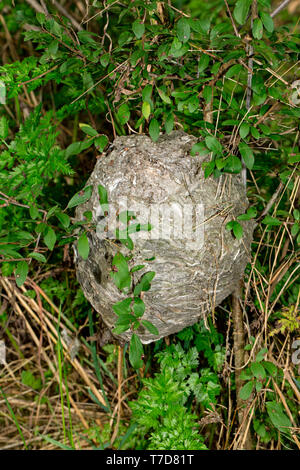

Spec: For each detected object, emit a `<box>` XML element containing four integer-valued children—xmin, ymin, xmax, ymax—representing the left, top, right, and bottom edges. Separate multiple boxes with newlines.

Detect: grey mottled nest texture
<box><xmin>75</xmin><ymin>131</ymin><xmax>254</xmax><ymax>344</ymax></box>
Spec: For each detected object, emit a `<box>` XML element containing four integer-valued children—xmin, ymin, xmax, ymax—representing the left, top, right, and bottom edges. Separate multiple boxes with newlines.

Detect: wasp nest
<box><xmin>75</xmin><ymin>131</ymin><xmax>253</xmax><ymax>344</ymax></box>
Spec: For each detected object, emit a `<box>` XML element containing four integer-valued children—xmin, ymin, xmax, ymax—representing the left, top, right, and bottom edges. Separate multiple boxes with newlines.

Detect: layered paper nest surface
<box><xmin>75</xmin><ymin>132</ymin><xmax>254</xmax><ymax>344</ymax></box>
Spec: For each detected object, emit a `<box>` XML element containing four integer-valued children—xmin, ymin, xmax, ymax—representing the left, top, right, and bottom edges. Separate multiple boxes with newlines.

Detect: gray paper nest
<box><xmin>74</xmin><ymin>131</ymin><xmax>253</xmax><ymax>344</ymax></box>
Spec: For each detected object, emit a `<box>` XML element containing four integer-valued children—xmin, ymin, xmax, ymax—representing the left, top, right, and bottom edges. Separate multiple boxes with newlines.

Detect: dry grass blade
<box><xmin>0</xmin><ymin>275</ymin><xmax>123</xmax><ymax>449</ymax></box>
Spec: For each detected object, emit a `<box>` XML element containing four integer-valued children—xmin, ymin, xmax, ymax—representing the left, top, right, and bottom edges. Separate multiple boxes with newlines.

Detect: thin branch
<box><xmin>25</xmin><ymin>0</ymin><xmax>46</xmax><ymax>15</ymax></box>
<box><xmin>83</xmin><ymin>0</ymin><xmax>122</xmax><ymax>24</ymax></box>
<box><xmin>231</xmin><ymin>282</ymin><xmax>253</xmax><ymax>449</ymax></box>
<box><xmin>224</xmin><ymin>0</ymin><xmax>241</xmax><ymax>38</ymax></box>
<box><xmin>71</xmin><ymin>59</ymin><xmax>129</xmax><ymax>104</ymax></box>
<box><xmin>271</xmin><ymin>0</ymin><xmax>292</xmax><ymax>18</ymax></box>
<box><xmin>256</xmin><ymin>182</ymin><xmax>284</xmax><ymax>225</ymax></box>
<box><xmin>52</xmin><ymin>0</ymin><xmax>83</xmax><ymax>31</ymax></box>
<box><xmin>17</xmin><ymin>65</ymin><xmax>59</xmax><ymax>87</ymax></box>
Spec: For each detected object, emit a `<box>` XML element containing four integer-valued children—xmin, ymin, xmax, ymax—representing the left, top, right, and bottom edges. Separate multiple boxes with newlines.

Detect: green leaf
<box><xmin>110</xmin><ymin>252</ymin><xmax>131</xmax><ymax>291</ymax></box>
<box><xmin>83</xmin><ymin>212</ymin><xmax>93</xmax><ymax>225</ymax></box>
<box><xmin>67</xmin><ymin>186</ymin><xmax>93</xmax><ymax>209</ymax></box>
<box><xmin>169</xmin><ymin>44</ymin><xmax>189</xmax><ymax>58</ymax></box>
<box><xmin>233</xmin><ymin>0</ymin><xmax>252</xmax><ymax>25</ymax></box>
<box><xmin>288</xmin><ymin>154</ymin><xmax>300</xmax><ymax>164</ymax></box>
<box><xmin>233</xmin><ymin>221</ymin><xmax>243</xmax><ymax>240</ymax></box>
<box><xmin>142</xmin><ymin>85</ymin><xmax>152</xmax><ymax>102</ymax></box>
<box><xmin>141</xmin><ymin>320</ymin><xmax>159</xmax><ymax>335</ymax></box>
<box><xmin>113</xmin><ymin>324</ymin><xmax>131</xmax><ymax>335</ymax></box>
<box><xmin>0</xmin><ymin>246</ymin><xmax>21</xmax><ymax>258</ymax></box>
<box><xmin>157</xmin><ymin>88</ymin><xmax>171</xmax><ymax>105</ymax></box>
<box><xmin>46</xmin><ymin>205</ymin><xmax>59</xmax><ymax>221</ymax></box>
<box><xmin>36</xmin><ymin>12</ymin><xmax>46</xmax><ymax>25</ymax></box>
<box><xmin>176</xmin><ymin>17</ymin><xmax>190</xmax><ymax>43</ymax></box>
<box><xmin>226</xmin><ymin>220</ymin><xmax>243</xmax><ymax>239</ymax></box>
<box><xmin>203</xmin><ymin>86</ymin><xmax>212</xmax><ymax>104</ymax></box>
<box><xmin>44</xmin><ymin>227</ymin><xmax>56</xmax><ymax>251</ymax></box>
<box><xmin>35</xmin><ymin>223</ymin><xmax>47</xmax><ymax>234</ymax></box>
<box><xmin>191</xmin><ymin>142</ymin><xmax>209</xmax><ymax>157</ymax></box>
<box><xmin>205</xmin><ymin>135</ymin><xmax>222</xmax><ymax>155</ymax></box>
<box><xmin>113</xmin><ymin>298</ymin><xmax>133</xmax><ymax>316</ymax></box>
<box><xmin>119</xmin><ymin>237</ymin><xmax>134</xmax><ymax>250</ymax></box>
<box><xmin>100</xmin><ymin>53</ymin><xmax>110</xmax><ymax>67</ymax></box>
<box><xmin>29</xmin><ymin>205</ymin><xmax>40</xmax><ymax>220</ymax></box>
<box><xmin>259</xmin><ymin>123</ymin><xmax>271</xmax><ymax>136</ymax></box>
<box><xmin>266</xmin><ymin>401</ymin><xmax>292</xmax><ymax>433</ymax></box>
<box><xmin>0</xmin><ymin>116</ymin><xmax>8</xmax><ymax>139</ymax></box>
<box><xmin>98</xmin><ymin>184</ymin><xmax>109</xmax><ymax>214</ymax></box>
<box><xmin>49</xmin><ymin>19</ymin><xmax>63</xmax><ymax>37</ymax></box>
<box><xmin>77</xmin><ymin>232</ymin><xmax>89</xmax><ymax>260</ymax></box>
<box><xmin>252</xmin><ymin>17</ymin><xmax>263</xmax><ymax>39</ymax></box>
<box><xmin>203</xmin><ymin>160</ymin><xmax>215</xmax><ymax>178</ymax></box>
<box><xmin>165</xmin><ymin>112</ymin><xmax>174</xmax><ymax>134</ymax></box>
<box><xmin>250</xmin><ymin>362</ymin><xmax>266</xmax><ymax>379</ymax></box>
<box><xmin>95</xmin><ymin>135</ymin><xmax>108</xmax><ymax>152</ymax></box>
<box><xmin>258</xmin><ymin>0</ymin><xmax>271</xmax><ymax>7</ymax></box>
<box><xmin>240</xmin><ymin>381</ymin><xmax>254</xmax><ymax>400</ymax></box>
<box><xmin>239</xmin><ymin>123</ymin><xmax>250</xmax><ymax>139</ymax></box>
<box><xmin>133</xmin><ymin>297</ymin><xmax>145</xmax><ymax>317</ymax></box>
<box><xmin>130</xmin><ymin>265</ymin><xmax>145</xmax><ymax>273</ymax></box>
<box><xmin>225</xmin><ymin>64</ymin><xmax>243</xmax><ymax>78</ymax></box>
<box><xmin>15</xmin><ymin>261</ymin><xmax>29</xmax><ymax>287</ymax></box>
<box><xmin>134</xmin><ymin>271</ymin><xmax>155</xmax><ymax>296</ymax></box>
<box><xmin>142</xmin><ymin>101</ymin><xmax>151</xmax><ymax>119</ymax></box>
<box><xmin>48</xmin><ymin>40</ymin><xmax>58</xmax><ymax>57</ymax></box>
<box><xmin>250</xmin><ymin>127</ymin><xmax>260</xmax><ymax>140</ymax></box>
<box><xmin>1</xmin><ymin>262</ymin><xmax>14</xmax><ymax>276</ymax></box>
<box><xmin>118</xmin><ymin>31</ymin><xmax>132</xmax><ymax>47</ymax></box>
<box><xmin>256</xmin><ymin>347</ymin><xmax>268</xmax><ymax>362</ymax></box>
<box><xmin>129</xmin><ymin>333</ymin><xmax>144</xmax><ymax>370</ymax></box>
<box><xmin>294</xmin><ymin>209</ymin><xmax>300</xmax><ymax>221</ymax></box>
<box><xmin>65</xmin><ymin>142</ymin><xmax>82</xmax><ymax>158</ymax></box>
<box><xmin>215</xmin><ymin>158</ymin><xmax>226</xmax><ymax>170</ymax></box>
<box><xmin>14</xmin><ymin>231</ymin><xmax>34</xmax><ymax>242</ymax></box>
<box><xmin>239</xmin><ymin>380</ymin><xmax>254</xmax><ymax>400</ymax></box>
<box><xmin>237</xmin><ymin>206</ymin><xmax>257</xmax><ymax>221</ymax></box>
<box><xmin>56</xmin><ymin>212</ymin><xmax>70</xmax><ymax>228</ymax></box>
<box><xmin>115</xmin><ymin>314</ymin><xmax>136</xmax><ymax>326</ymax></box>
<box><xmin>239</xmin><ymin>142</ymin><xmax>254</xmax><ymax>169</ymax></box>
<box><xmin>132</xmin><ymin>20</ymin><xmax>145</xmax><ymax>39</ymax></box>
<box><xmin>262</xmin><ymin>361</ymin><xmax>277</xmax><ymax>377</ymax></box>
<box><xmin>226</xmin><ymin>221</ymin><xmax>234</xmax><ymax>231</ymax></box>
<box><xmin>79</xmin><ymin>123</ymin><xmax>98</xmax><ymax>137</ymax></box>
<box><xmin>246</xmin><ymin>207</ymin><xmax>257</xmax><ymax>218</ymax></box>
<box><xmin>21</xmin><ymin>370</ymin><xmax>41</xmax><ymax>390</ymax></box>
<box><xmin>291</xmin><ymin>223</ymin><xmax>299</xmax><ymax>237</ymax></box>
<box><xmin>117</xmin><ymin>103</ymin><xmax>130</xmax><ymax>125</ymax></box>
<box><xmin>240</xmin><ymin>368</ymin><xmax>253</xmax><ymax>380</ymax></box>
<box><xmin>224</xmin><ymin>155</ymin><xmax>242</xmax><ymax>173</ymax></box>
<box><xmin>189</xmin><ymin>18</ymin><xmax>211</xmax><ymax>34</ymax></box>
<box><xmin>260</xmin><ymin>12</ymin><xmax>274</xmax><ymax>33</ymax></box>
<box><xmin>198</xmin><ymin>54</ymin><xmax>210</xmax><ymax>73</ymax></box>
<box><xmin>149</xmin><ymin>118</ymin><xmax>160</xmax><ymax>142</ymax></box>
<box><xmin>262</xmin><ymin>215</ymin><xmax>281</xmax><ymax>226</ymax></box>
<box><xmin>28</xmin><ymin>252</ymin><xmax>47</xmax><ymax>263</ymax></box>
<box><xmin>169</xmin><ymin>42</ymin><xmax>189</xmax><ymax>58</ymax></box>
